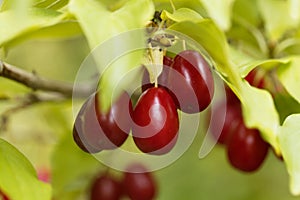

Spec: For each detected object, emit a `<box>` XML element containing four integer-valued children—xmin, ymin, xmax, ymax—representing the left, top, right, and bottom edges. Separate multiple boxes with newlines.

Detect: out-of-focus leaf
<box><xmin>0</xmin><ymin>8</ymin><xmax>68</xmax><ymax>48</ymax></box>
<box><xmin>0</xmin><ymin>139</ymin><xmax>51</xmax><ymax>200</ymax></box>
<box><xmin>258</xmin><ymin>0</ymin><xmax>299</xmax><ymax>41</ymax></box>
<box><xmin>277</xmin><ymin>56</ymin><xmax>300</xmax><ymax>103</ymax></box>
<box><xmin>201</xmin><ymin>0</ymin><xmax>235</xmax><ymax>30</ymax></box>
<box><xmin>239</xmin><ymin>82</ymin><xmax>280</xmax><ymax>153</ymax></box>
<box><xmin>51</xmin><ymin>132</ymin><xmax>100</xmax><ymax>200</ymax></box>
<box><xmin>238</xmin><ymin>57</ymin><xmax>290</xmax><ymax>77</ymax></box>
<box><xmin>34</xmin><ymin>0</ymin><xmax>69</xmax><ymax>10</ymax></box>
<box><xmin>68</xmin><ymin>0</ymin><xmax>154</xmax><ymax>49</ymax></box>
<box><xmin>153</xmin><ymin>0</ymin><xmax>206</xmax><ymax>15</ymax></box>
<box><xmin>288</xmin><ymin>0</ymin><xmax>300</xmax><ymax>26</ymax></box>
<box><xmin>69</xmin><ymin>0</ymin><xmax>154</xmax><ymax>111</ymax></box>
<box><xmin>5</xmin><ymin>21</ymin><xmax>83</xmax><ymax>48</ymax></box>
<box><xmin>232</xmin><ymin>0</ymin><xmax>261</xmax><ymax>27</ymax></box>
<box><xmin>279</xmin><ymin>114</ymin><xmax>300</xmax><ymax>195</ymax></box>
<box><xmin>161</xmin><ymin>8</ymin><xmax>203</xmax><ymax>22</ymax></box>
<box><xmin>274</xmin><ymin>93</ymin><xmax>300</xmax><ymax>124</ymax></box>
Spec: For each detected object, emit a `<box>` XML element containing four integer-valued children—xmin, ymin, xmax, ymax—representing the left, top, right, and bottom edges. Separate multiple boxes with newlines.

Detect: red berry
<box><xmin>225</xmin><ymin>86</ymin><xmax>240</xmax><ymax>105</ymax></box>
<box><xmin>245</xmin><ymin>68</ymin><xmax>265</xmax><ymax>89</ymax></box>
<box><xmin>90</xmin><ymin>174</ymin><xmax>122</xmax><ymax>200</ymax></box>
<box><xmin>0</xmin><ymin>190</ymin><xmax>9</xmax><ymax>200</ymax></box>
<box><xmin>37</xmin><ymin>167</ymin><xmax>51</xmax><ymax>183</ymax></box>
<box><xmin>73</xmin><ymin>92</ymin><xmax>133</xmax><ymax>153</ymax></box>
<box><xmin>209</xmin><ymin>101</ymin><xmax>242</xmax><ymax>144</ymax></box>
<box><xmin>227</xmin><ymin>123</ymin><xmax>269</xmax><ymax>172</ymax></box>
<box><xmin>132</xmin><ymin>87</ymin><xmax>179</xmax><ymax>155</ymax></box>
<box><xmin>142</xmin><ymin>56</ymin><xmax>173</xmax><ymax>92</ymax></box>
<box><xmin>167</xmin><ymin>50</ymin><xmax>214</xmax><ymax>113</ymax></box>
<box><xmin>122</xmin><ymin>164</ymin><xmax>157</xmax><ymax>200</ymax></box>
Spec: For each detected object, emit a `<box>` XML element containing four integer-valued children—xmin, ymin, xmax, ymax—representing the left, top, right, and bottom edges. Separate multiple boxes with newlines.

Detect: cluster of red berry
<box><xmin>209</xmin><ymin>69</ymin><xmax>270</xmax><ymax>172</ymax></box>
<box><xmin>90</xmin><ymin>164</ymin><xmax>157</xmax><ymax>200</ymax></box>
<box><xmin>73</xmin><ymin>49</ymin><xmax>214</xmax><ymax>155</ymax></box>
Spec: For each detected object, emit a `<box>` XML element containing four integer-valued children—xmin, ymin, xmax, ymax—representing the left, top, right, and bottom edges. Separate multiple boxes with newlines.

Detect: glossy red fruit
<box><xmin>90</xmin><ymin>174</ymin><xmax>122</xmax><ymax>200</ymax></box>
<box><xmin>209</xmin><ymin>101</ymin><xmax>242</xmax><ymax>144</ymax></box>
<box><xmin>168</xmin><ymin>50</ymin><xmax>214</xmax><ymax>113</ymax></box>
<box><xmin>142</xmin><ymin>56</ymin><xmax>173</xmax><ymax>92</ymax></box>
<box><xmin>122</xmin><ymin>164</ymin><xmax>157</xmax><ymax>200</ymax></box>
<box><xmin>132</xmin><ymin>87</ymin><xmax>179</xmax><ymax>155</ymax></box>
<box><xmin>73</xmin><ymin>92</ymin><xmax>133</xmax><ymax>153</ymax></box>
<box><xmin>227</xmin><ymin>123</ymin><xmax>269</xmax><ymax>172</ymax></box>
<box><xmin>225</xmin><ymin>86</ymin><xmax>240</xmax><ymax>105</ymax></box>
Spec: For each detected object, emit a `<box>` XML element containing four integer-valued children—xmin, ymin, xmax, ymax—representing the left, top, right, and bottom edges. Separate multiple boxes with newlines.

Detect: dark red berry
<box><xmin>90</xmin><ymin>174</ymin><xmax>122</xmax><ymax>200</ymax></box>
<box><xmin>142</xmin><ymin>56</ymin><xmax>173</xmax><ymax>92</ymax></box>
<box><xmin>209</xmin><ymin>101</ymin><xmax>242</xmax><ymax>144</ymax></box>
<box><xmin>73</xmin><ymin>92</ymin><xmax>133</xmax><ymax>153</ymax></box>
<box><xmin>167</xmin><ymin>50</ymin><xmax>214</xmax><ymax>113</ymax></box>
<box><xmin>95</xmin><ymin>92</ymin><xmax>133</xmax><ymax>148</ymax></box>
<box><xmin>225</xmin><ymin>86</ymin><xmax>240</xmax><ymax>105</ymax></box>
<box><xmin>227</xmin><ymin>123</ymin><xmax>269</xmax><ymax>172</ymax></box>
<box><xmin>245</xmin><ymin>68</ymin><xmax>265</xmax><ymax>89</ymax></box>
<box><xmin>122</xmin><ymin>164</ymin><xmax>157</xmax><ymax>200</ymax></box>
<box><xmin>132</xmin><ymin>87</ymin><xmax>179</xmax><ymax>155</ymax></box>
<box><xmin>0</xmin><ymin>190</ymin><xmax>9</xmax><ymax>200</ymax></box>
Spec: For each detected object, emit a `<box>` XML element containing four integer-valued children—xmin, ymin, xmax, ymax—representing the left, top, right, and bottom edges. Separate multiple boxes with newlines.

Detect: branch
<box><xmin>0</xmin><ymin>61</ymin><xmax>92</xmax><ymax>97</ymax></box>
<box><xmin>0</xmin><ymin>92</ymin><xmax>67</xmax><ymax>132</ymax></box>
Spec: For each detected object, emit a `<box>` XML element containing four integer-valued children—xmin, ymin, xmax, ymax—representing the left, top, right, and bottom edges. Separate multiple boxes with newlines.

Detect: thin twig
<box><xmin>0</xmin><ymin>61</ymin><xmax>92</xmax><ymax>97</ymax></box>
<box><xmin>0</xmin><ymin>92</ymin><xmax>67</xmax><ymax>132</ymax></box>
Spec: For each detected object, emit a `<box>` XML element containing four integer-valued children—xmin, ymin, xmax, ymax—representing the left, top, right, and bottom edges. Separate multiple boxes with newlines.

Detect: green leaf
<box><xmin>0</xmin><ymin>0</ymin><xmax>34</xmax><ymax>11</ymax></box>
<box><xmin>161</xmin><ymin>8</ymin><xmax>203</xmax><ymax>22</ymax></box>
<box><xmin>258</xmin><ymin>0</ymin><xmax>299</xmax><ymax>41</ymax></box>
<box><xmin>200</xmin><ymin>0</ymin><xmax>235</xmax><ymax>30</ymax></box>
<box><xmin>238</xmin><ymin>57</ymin><xmax>290</xmax><ymax>77</ymax></box>
<box><xmin>274</xmin><ymin>93</ymin><xmax>300</xmax><ymax>124</ymax></box>
<box><xmin>0</xmin><ymin>8</ymin><xmax>68</xmax><ymax>48</ymax></box>
<box><xmin>239</xmin><ymin>82</ymin><xmax>280</xmax><ymax>153</ymax></box>
<box><xmin>68</xmin><ymin>0</ymin><xmax>154</xmax><ymax>49</ymax></box>
<box><xmin>0</xmin><ymin>139</ymin><xmax>51</xmax><ymax>200</ymax></box>
<box><xmin>7</xmin><ymin>21</ymin><xmax>82</xmax><ymax>48</ymax></box>
<box><xmin>51</xmin><ymin>132</ymin><xmax>100</xmax><ymax>200</ymax></box>
<box><xmin>279</xmin><ymin>114</ymin><xmax>300</xmax><ymax>195</ymax></box>
<box><xmin>153</xmin><ymin>0</ymin><xmax>206</xmax><ymax>15</ymax></box>
<box><xmin>277</xmin><ymin>56</ymin><xmax>300</xmax><ymax>104</ymax></box>
<box><xmin>232</xmin><ymin>0</ymin><xmax>261</xmax><ymax>27</ymax></box>
<box><xmin>69</xmin><ymin>0</ymin><xmax>154</xmax><ymax>111</ymax></box>
<box><xmin>34</xmin><ymin>0</ymin><xmax>69</xmax><ymax>10</ymax></box>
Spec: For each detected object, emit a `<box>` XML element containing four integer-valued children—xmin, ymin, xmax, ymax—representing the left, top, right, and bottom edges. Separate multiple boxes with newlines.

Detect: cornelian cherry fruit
<box><xmin>168</xmin><ymin>50</ymin><xmax>214</xmax><ymax>113</ymax></box>
<box><xmin>132</xmin><ymin>87</ymin><xmax>179</xmax><ymax>155</ymax></box>
<box><xmin>73</xmin><ymin>92</ymin><xmax>133</xmax><ymax>153</ymax></box>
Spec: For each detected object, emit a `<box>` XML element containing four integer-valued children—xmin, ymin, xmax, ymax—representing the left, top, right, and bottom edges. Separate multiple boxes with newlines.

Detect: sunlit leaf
<box><xmin>201</xmin><ymin>0</ymin><xmax>235</xmax><ymax>30</ymax></box>
<box><xmin>161</xmin><ymin>7</ymin><xmax>203</xmax><ymax>23</ymax></box>
<box><xmin>279</xmin><ymin>114</ymin><xmax>300</xmax><ymax>195</ymax></box>
<box><xmin>232</xmin><ymin>0</ymin><xmax>261</xmax><ymax>27</ymax></box>
<box><xmin>274</xmin><ymin>93</ymin><xmax>300</xmax><ymax>124</ymax></box>
<box><xmin>258</xmin><ymin>0</ymin><xmax>299</xmax><ymax>41</ymax></box>
<box><xmin>69</xmin><ymin>0</ymin><xmax>154</xmax><ymax>111</ymax></box>
<box><xmin>239</xmin><ymin>82</ymin><xmax>280</xmax><ymax>153</ymax></box>
<box><xmin>0</xmin><ymin>8</ymin><xmax>68</xmax><ymax>48</ymax></box>
<box><xmin>0</xmin><ymin>139</ymin><xmax>51</xmax><ymax>200</ymax></box>
<box><xmin>277</xmin><ymin>56</ymin><xmax>300</xmax><ymax>103</ymax></box>
<box><xmin>238</xmin><ymin>57</ymin><xmax>290</xmax><ymax>77</ymax></box>
<box><xmin>51</xmin><ymin>132</ymin><xmax>100</xmax><ymax>200</ymax></box>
